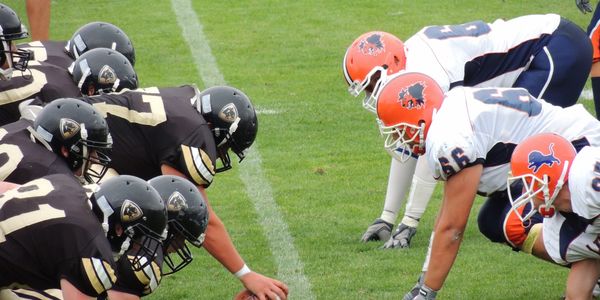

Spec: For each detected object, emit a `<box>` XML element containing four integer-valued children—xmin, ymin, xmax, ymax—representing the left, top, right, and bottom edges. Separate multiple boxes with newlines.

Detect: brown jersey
<box><xmin>0</xmin><ymin>119</ymin><xmax>73</xmax><ymax>184</ymax></box>
<box><xmin>79</xmin><ymin>85</ymin><xmax>217</xmax><ymax>187</ymax></box>
<box><xmin>0</xmin><ymin>174</ymin><xmax>116</xmax><ymax>296</ymax></box>
<box><xmin>102</xmin><ymin>251</ymin><xmax>163</xmax><ymax>297</ymax></box>
<box><xmin>18</xmin><ymin>40</ymin><xmax>74</xmax><ymax>70</ymax></box>
<box><xmin>0</xmin><ymin>60</ymin><xmax>81</xmax><ymax>125</ymax></box>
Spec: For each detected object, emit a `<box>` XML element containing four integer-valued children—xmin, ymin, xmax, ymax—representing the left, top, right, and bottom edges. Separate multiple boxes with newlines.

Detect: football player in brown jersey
<box><xmin>0</xmin><ymin>3</ymin><xmax>33</xmax><ymax>81</ymax></box>
<box><xmin>0</xmin><ymin>97</ymin><xmax>112</xmax><ymax>184</ymax></box>
<box><xmin>0</xmin><ymin>174</ymin><xmax>167</xmax><ymax>300</ymax></box>
<box><xmin>0</xmin><ymin>47</ymin><xmax>137</xmax><ymax>125</ymax></box>
<box><xmin>76</xmin><ymin>85</ymin><xmax>288</xmax><ymax>299</ymax></box>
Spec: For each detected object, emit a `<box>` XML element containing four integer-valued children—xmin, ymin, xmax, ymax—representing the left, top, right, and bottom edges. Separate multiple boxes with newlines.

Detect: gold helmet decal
<box><xmin>121</xmin><ymin>199</ymin><xmax>143</xmax><ymax>222</ymax></box>
<box><xmin>218</xmin><ymin>103</ymin><xmax>238</xmax><ymax>123</ymax></box>
<box><xmin>59</xmin><ymin>118</ymin><xmax>80</xmax><ymax>139</ymax></box>
<box><xmin>98</xmin><ymin>65</ymin><xmax>117</xmax><ymax>85</ymax></box>
<box><xmin>167</xmin><ymin>191</ymin><xmax>188</xmax><ymax>212</ymax></box>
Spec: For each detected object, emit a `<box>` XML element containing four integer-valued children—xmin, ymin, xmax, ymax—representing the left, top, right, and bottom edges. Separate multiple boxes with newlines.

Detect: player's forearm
<box><xmin>424</xmin><ymin>218</ymin><xmax>465</xmax><ymax>290</ymax></box>
<box><xmin>424</xmin><ymin>166</ymin><xmax>481</xmax><ymax>291</ymax></box>
<box><xmin>565</xmin><ymin>259</ymin><xmax>600</xmax><ymax>300</ymax></box>
<box><xmin>203</xmin><ymin>206</ymin><xmax>246</xmax><ymax>274</ymax></box>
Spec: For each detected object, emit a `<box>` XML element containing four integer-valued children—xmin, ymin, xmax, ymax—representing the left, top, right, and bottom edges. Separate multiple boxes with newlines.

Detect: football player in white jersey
<box><xmin>373</xmin><ymin>72</ymin><xmax>600</xmax><ymax>299</ymax></box>
<box><xmin>508</xmin><ymin>133</ymin><xmax>600</xmax><ymax>299</ymax></box>
<box><xmin>343</xmin><ymin>13</ymin><xmax>592</xmax><ymax>249</ymax></box>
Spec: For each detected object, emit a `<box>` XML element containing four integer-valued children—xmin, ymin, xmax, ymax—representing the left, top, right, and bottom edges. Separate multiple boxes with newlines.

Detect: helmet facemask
<box><xmin>0</xmin><ymin>38</ymin><xmax>32</xmax><ymax>80</ymax></box>
<box><xmin>123</xmin><ymin>224</ymin><xmax>166</xmax><ymax>272</ymax></box>
<box><xmin>507</xmin><ymin>161</ymin><xmax>569</xmax><ymax>223</ymax></box>
<box><xmin>162</xmin><ymin>221</ymin><xmax>205</xmax><ymax>275</ymax></box>
<box><xmin>213</xmin><ymin>117</ymin><xmax>244</xmax><ymax>173</ymax></box>
<box><xmin>348</xmin><ymin>66</ymin><xmax>389</xmax><ymax>114</ymax></box>
<box><xmin>378</xmin><ymin>119</ymin><xmax>425</xmax><ymax>162</ymax></box>
<box><xmin>66</xmin><ymin>125</ymin><xmax>112</xmax><ymax>184</ymax></box>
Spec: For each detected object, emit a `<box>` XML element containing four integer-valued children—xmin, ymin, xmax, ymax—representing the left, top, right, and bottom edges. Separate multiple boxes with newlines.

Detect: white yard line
<box><xmin>171</xmin><ymin>1</ymin><xmax>314</xmax><ymax>298</ymax></box>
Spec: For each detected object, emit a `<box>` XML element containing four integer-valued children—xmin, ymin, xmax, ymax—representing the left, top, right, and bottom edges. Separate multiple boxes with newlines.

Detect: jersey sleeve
<box><xmin>426</xmin><ymin>132</ymin><xmax>483</xmax><ymax>181</ymax></box>
<box><xmin>110</xmin><ymin>253</ymin><xmax>162</xmax><ymax>296</ymax></box>
<box><xmin>167</xmin><ymin>127</ymin><xmax>216</xmax><ymax>187</ymax></box>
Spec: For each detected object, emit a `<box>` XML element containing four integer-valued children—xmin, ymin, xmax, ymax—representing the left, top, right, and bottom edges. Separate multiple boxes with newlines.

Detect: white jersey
<box><xmin>543</xmin><ymin>146</ymin><xmax>600</xmax><ymax>265</ymax></box>
<box><xmin>404</xmin><ymin>14</ymin><xmax>561</xmax><ymax>92</ymax></box>
<box><xmin>569</xmin><ymin>146</ymin><xmax>600</xmax><ymax>231</ymax></box>
<box><xmin>425</xmin><ymin>86</ymin><xmax>600</xmax><ymax>195</ymax></box>
<box><xmin>543</xmin><ymin>212</ymin><xmax>600</xmax><ymax>265</ymax></box>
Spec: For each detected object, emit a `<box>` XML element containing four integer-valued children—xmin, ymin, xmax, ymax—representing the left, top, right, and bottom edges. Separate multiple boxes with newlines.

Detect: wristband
<box><xmin>234</xmin><ymin>264</ymin><xmax>251</xmax><ymax>278</ymax></box>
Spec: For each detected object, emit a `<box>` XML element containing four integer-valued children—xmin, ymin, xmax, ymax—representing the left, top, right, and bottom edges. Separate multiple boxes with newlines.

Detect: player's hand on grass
<box><xmin>360</xmin><ymin>218</ymin><xmax>393</xmax><ymax>242</ymax></box>
<box><xmin>382</xmin><ymin>223</ymin><xmax>417</xmax><ymax>249</ymax></box>
<box><xmin>239</xmin><ymin>272</ymin><xmax>288</xmax><ymax>300</ymax></box>
<box><xmin>576</xmin><ymin>0</ymin><xmax>593</xmax><ymax>14</ymax></box>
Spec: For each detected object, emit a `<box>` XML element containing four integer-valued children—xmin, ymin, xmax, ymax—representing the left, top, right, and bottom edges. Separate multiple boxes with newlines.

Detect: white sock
<box><xmin>379</xmin><ymin>157</ymin><xmax>417</xmax><ymax>224</ymax></box>
<box><xmin>422</xmin><ymin>231</ymin><xmax>435</xmax><ymax>272</ymax></box>
<box><xmin>403</xmin><ymin>156</ymin><xmax>437</xmax><ymax>225</ymax></box>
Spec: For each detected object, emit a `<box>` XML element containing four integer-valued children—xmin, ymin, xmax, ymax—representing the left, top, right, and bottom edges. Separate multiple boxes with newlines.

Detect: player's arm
<box><xmin>106</xmin><ymin>290</ymin><xmax>141</xmax><ymax>300</ymax></box>
<box><xmin>60</xmin><ymin>279</ymin><xmax>94</xmax><ymax>300</ymax></box>
<box><xmin>25</xmin><ymin>0</ymin><xmax>51</xmax><ymax>41</ymax></box>
<box><xmin>423</xmin><ymin>164</ymin><xmax>482</xmax><ymax>292</ymax></box>
<box><xmin>161</xmin><ymin>164</ymin><xmax>288</xmax><ymax>300</ymax></box>
<box><xmin>565</xmin><ymin>258</ymin><xmax>600</xmax><ymax>299</ymax></box>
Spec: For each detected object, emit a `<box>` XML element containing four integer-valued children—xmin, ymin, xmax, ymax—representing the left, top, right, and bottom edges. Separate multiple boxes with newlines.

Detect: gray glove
<box><xmin>576</xmin><ymin>0</ymin><xmax>593</xmax><ymax>14</ymax></box>
<box><xmin>383</xmin><ymin>223</ymin><xmax>417</xmax><ymax>249</ymax></box>
<box><xmin>360</xmin><ymin>218</ymin><xmax>393</xmax><ymax>242</ymax></box>
<box><xmin>414</xmin><ymin>285</ymin><xmax>437</xmax><ymax>300</ymax></box>
<box><xmin>402</xmin><ymin>273</ymin><xmax>425</xmax><ymax>300</ymax></box>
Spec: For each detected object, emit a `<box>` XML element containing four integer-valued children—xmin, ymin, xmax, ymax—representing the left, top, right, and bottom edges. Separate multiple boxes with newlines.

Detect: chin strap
<box><xmin>539</xmin><ymin>160</ymin><xmax>570</xmax><ymax>218</ymax></box>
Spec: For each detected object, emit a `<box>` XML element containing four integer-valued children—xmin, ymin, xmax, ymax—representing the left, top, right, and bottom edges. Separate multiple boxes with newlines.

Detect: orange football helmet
<box><xmin>343</xmin><ymin>31</ymin><xmax>406</xmax><ymax>113</ymax></box>
<box><xmin>507</xmin><ymin>133</ymin><xmax>576</xmax><ymax>222</ymax></box>
<box><xmin>375</xmin><ymin>72</ymin><xmax>444</xmax><ymax>162</ymax></box>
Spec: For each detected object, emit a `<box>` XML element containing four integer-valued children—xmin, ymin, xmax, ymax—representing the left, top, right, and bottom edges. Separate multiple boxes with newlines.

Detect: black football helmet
<box><xmin>89</xmin><ymin>175</ymin><xmax>167</xmax><ymax>271</ymax></box>
<box><xmin>32</xmin><ymin>98</ymin><xmax>112</xmax><ymax>183</ymax></box>
<box><xmin>69</xmin><ymin>48</ymin><xmax>138</xmax><ymax>95</ymax></box>
<box><xmin>65</xmin><ymin>21</ymin><xmax>136</xmax><ymax>66</ymax></box>
<box><xmin>0</xmin><ymin>4</ymin><xmax>32</xmax><ymax>80</ymax></box>
<box><xmin>148</xmin><ymin>175</ymin><xmax>209</xmax><ymax>275</ymax></box>
<box><xmin>196</xmin><ymin>86</ymin><xmax>258</xmax><ymax>172</ymax></box>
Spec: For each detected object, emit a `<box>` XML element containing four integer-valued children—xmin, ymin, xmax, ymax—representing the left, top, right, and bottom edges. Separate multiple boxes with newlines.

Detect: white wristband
<box><xmin>234</xmin><ymin>264</ymin><xmax>251</xmax><ymax>278</ymax></box>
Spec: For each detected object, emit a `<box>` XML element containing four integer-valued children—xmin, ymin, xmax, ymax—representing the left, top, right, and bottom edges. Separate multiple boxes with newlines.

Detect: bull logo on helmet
<box><xmin>527</xmin><ymin>143</ymin><xmax>560</xmax><ymax>173</ymax></box>
<box><xmin>167</xmin><ymin>191</ymin><xmax>188</xmax><ymax>212</ymax></box>
<box><xmin>358</xmin><ymin>33</ymin><xmax>385</xmax><ymax>56</ymax></box>
<box><xmin>397</xmin><ymin>82</ymin><xmax>426</xmax><ymax>110</ymax></box>
<box><xmin>121</xmin><ymin>199</ymin><xmax>143</xmax><ymax>222</ymax></box>
<box><xmin>218</xmin><ymin>103</ymin><xmax>238</xmax><ymax>123</ymax></box>
<box><xmin>98</xmin><ymin>65</ymin><xmax>116</xmax><ymax>85</ymax></box>
<box><xmin>59</xmin><ymin>118</ymin><xmax>80</xmax><ymax>139</ymax></box>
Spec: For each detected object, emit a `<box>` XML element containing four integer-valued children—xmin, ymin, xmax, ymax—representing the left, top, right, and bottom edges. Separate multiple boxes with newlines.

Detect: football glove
<box><xmin>576</xmin><ymin>0</ymin><xmax>593</xmax><ymax>14</ymax></box>
<box><xmin>360</xmin><ymin>218</ymin><xmax>393</xmax><ymax>242</ymax></box>
<box><xmin>402</xmin><ymin>274</ymin><xmax>424</xmax><ymax>300</ymax></box>
<box><xmin>413</xmin><ymin>285</ymin><xmax>437</xmax><ymax>300</ymax></box>
<box><xmin>383</xmin><ymin>223</ymin><xmax>417</xmax><ymax>249</ymax></box>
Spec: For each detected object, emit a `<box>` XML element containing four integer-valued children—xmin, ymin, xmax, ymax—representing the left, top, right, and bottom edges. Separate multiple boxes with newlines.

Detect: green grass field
<box><xmin>5</xmin><ymin>0</ymin><xmax>598</xmax><ymax>299</ymax></box>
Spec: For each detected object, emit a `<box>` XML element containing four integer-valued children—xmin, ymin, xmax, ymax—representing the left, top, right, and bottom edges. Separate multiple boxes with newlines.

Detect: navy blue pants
<box><xmin>514</xmin><ymin>18</ymin><xmax>592</xmax><ymax>108</ymax></box>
